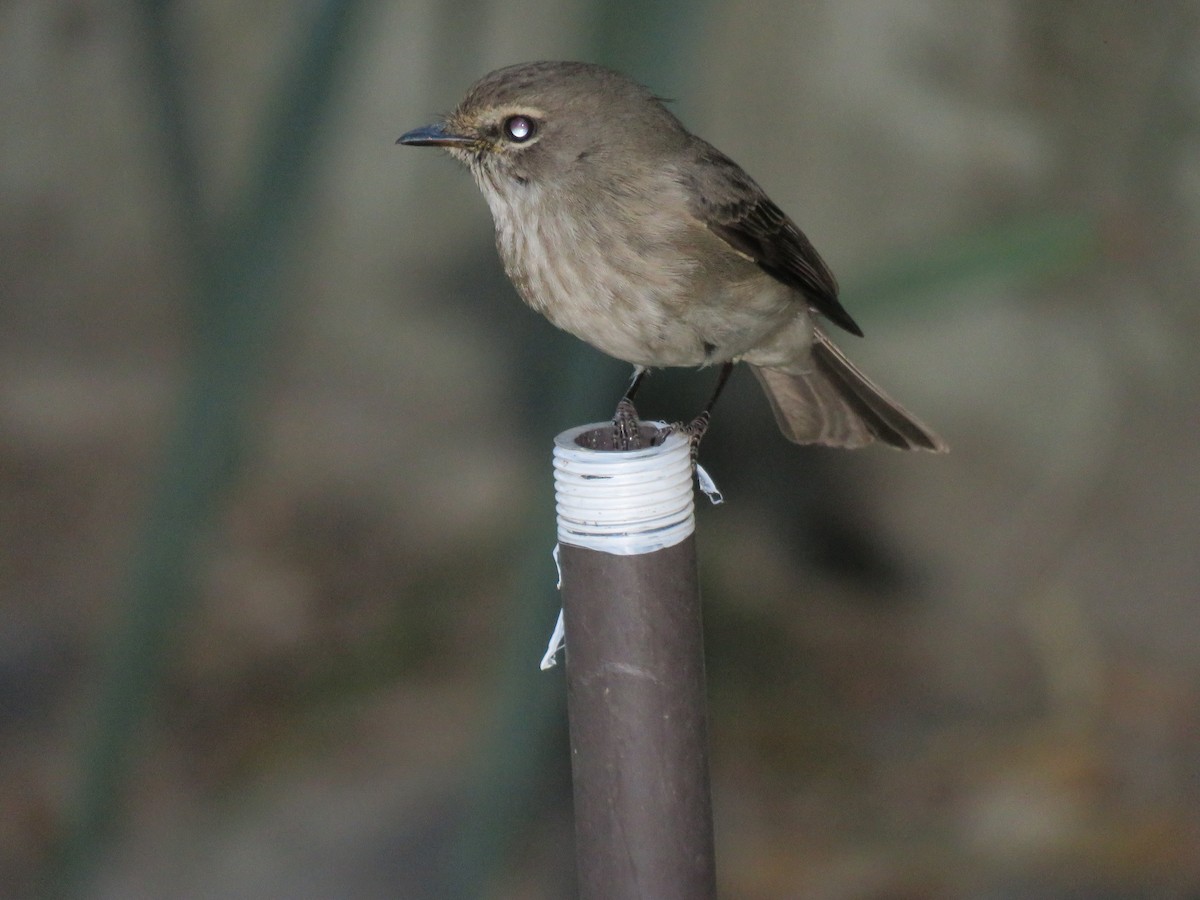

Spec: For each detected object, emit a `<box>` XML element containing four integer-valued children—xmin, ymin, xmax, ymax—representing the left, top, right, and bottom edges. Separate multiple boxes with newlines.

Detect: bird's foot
<box><xmin>674</xmin><ymin>411</ymin><xmax>712</xmax><ymax>464</ymax></box>
<box><xmin>612</xmin><ymin>398</ymin><xmax>643</xmax><ymax>451</ymax></box>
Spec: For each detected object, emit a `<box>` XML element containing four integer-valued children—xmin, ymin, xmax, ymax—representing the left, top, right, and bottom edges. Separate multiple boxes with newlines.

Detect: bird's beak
<box><xmin>396</xmin><ymin>122</ymin><xmax>474</xmax><ymax>147</ymax></box>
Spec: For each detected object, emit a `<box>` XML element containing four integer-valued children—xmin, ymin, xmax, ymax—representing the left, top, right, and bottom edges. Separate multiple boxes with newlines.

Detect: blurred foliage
<box><xmin>48</xmin><ymin>0</ymin><xmax>370</xmax><ymax>893</ymax></box>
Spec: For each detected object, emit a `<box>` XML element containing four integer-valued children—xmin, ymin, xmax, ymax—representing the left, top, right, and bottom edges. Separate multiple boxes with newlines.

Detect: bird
<box><xmin>398</xmin><ymin>61</ymin><xmax>946</xmax><ymax>453</ymax></box>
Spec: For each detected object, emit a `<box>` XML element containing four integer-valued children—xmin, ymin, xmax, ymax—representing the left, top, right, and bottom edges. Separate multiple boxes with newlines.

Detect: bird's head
<box><xmin>397</xmin><ymin>61</ymin><xmax>687</xmax><ymax>192</ymax></box>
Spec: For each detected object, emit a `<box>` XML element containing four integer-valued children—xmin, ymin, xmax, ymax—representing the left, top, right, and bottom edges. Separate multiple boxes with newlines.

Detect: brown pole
<box><xmin>552</xmin><ymin>423</ymin><xmax>716</xmax><ymax>900</ymax></box>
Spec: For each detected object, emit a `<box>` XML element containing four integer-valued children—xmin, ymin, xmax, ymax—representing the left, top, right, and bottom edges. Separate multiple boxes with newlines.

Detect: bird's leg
<box><xmin>612</xmin><ymin>365</ymin><xmax>648</xmax><ymax>450</ymax></box>
<box><xmin>679</xmin><ymin>361</ymin><xmax>735</xmax><ymax>458</ymax></box>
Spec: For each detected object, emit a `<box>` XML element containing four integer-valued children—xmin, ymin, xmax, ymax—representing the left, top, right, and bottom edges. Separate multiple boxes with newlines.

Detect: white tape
<box><xmin>553</xmin><ymin>422</ymin><xmax>696</xmax><ymax>556</ymax></box>
<box><xmin>694</xmin><ymin>462</ymin><xmax>723</xmax><ymax>505</ymax></box>
<box><xmin>540</xmin><ymin>607</ymin><xmax>565</xmax><ymax>670</ymax></box>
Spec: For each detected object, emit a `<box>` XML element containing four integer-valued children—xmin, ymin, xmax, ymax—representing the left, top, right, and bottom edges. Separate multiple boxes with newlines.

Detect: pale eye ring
<box><xmin>504</xmin><ymin>114</ymin><xmax>536</xmax><ymax>142</ymax></box>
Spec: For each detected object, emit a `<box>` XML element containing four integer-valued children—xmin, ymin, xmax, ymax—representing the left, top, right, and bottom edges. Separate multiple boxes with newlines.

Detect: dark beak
<box><xmin>396</xmin><ymin>122</ymin><xmax>474</xmax><ymax>147</ymax></box>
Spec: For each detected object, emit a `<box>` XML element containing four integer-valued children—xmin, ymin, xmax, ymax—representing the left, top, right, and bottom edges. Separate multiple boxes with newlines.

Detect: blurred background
<box><xmin>3</xmin><ymin>1</ymin><xmax>1199</xmax><ymax>897</ymax></box>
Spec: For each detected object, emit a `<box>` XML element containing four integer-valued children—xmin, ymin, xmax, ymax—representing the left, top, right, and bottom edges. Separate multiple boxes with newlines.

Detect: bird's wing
<box><xmin>682</xmin><ymin>143</ymin><xmax>863</xmax><ymax>337</ymax></box>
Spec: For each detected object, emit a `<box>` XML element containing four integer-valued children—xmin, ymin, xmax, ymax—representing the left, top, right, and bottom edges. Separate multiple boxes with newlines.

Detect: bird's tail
<box><xmin>748</xmin><ymin>330</ymin><xmax>947</xmax><ymax>452</ymax></box>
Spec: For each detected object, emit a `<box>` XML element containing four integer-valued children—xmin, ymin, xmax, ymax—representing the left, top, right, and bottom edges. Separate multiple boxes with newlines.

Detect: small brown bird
<box><xmin>399</xmin><ymin>61</ymin><xmax>946</xmax><ymax>452</ymax></box>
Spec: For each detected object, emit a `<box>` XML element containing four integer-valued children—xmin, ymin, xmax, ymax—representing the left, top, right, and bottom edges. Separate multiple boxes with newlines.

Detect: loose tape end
<box><xmin>540</xmin><ymin>607</ymin><xmax>565</xmax><ymax>670</ymax></box>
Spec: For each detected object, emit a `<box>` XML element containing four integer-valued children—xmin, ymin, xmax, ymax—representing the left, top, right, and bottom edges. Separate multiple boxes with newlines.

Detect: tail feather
<box><xmin>748</xmin><ymin>331</ymin><xmax>947</xmax><ymax>452</ymax></box>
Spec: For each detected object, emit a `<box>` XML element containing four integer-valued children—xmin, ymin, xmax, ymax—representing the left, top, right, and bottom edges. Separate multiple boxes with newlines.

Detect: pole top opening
<box><xmin>569</xmin><ymin>422</ymin><xmax>670</xmax><ymax>452</ymax></box>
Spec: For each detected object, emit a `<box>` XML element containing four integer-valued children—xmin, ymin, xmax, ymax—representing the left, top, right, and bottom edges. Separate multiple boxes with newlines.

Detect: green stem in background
<box><xmin>846</xmin><ymin>212</ymin><xmax>1101</xmax><ymax>316</ymax></box>
<box><xmin>45</xmin><ymin>1</ymin><xmax>366</xmax><ymax>895</ymax></box>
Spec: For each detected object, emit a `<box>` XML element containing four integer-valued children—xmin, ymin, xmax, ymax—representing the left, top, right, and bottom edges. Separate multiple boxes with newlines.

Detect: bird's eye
<box><xmin>504</xmin><ymin>115</ymin><xmax>537</xmax><ymax>143</ymax></box>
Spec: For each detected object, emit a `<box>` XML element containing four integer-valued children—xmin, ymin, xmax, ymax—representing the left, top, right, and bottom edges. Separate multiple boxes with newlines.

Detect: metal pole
<box><xmin>552</xmin><ymin>423</ymin><xmax>716</xmax><ymax>900</ymax></box>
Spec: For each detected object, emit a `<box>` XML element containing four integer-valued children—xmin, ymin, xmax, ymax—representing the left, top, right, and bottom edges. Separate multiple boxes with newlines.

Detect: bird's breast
<box><xmin>481</xmin><ymin>175</ymin><xmax>800</xmax><ymax>368</ymax></box>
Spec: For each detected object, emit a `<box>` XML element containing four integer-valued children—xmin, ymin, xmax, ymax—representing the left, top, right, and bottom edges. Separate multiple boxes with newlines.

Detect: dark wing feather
<box><xmin>683</xmin><ymin>142</ymin><xmax>863</xmax><ymax>337</ymax></box>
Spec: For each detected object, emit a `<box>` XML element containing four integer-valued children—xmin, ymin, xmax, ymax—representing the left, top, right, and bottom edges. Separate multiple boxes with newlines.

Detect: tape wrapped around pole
<box><xmin>553</xmin><ymin>422</ymin><xmax>696</xmax><ymax>555</ymax></box>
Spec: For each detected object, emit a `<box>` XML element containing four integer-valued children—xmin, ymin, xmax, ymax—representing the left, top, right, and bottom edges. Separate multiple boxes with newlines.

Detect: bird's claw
<box><xmin>672</xmin><ymin>412</ymin><xmax>712</xmax><ymax>464</ymax></box>
<box><xmin>612</xmin><ymin>398</ymin><xmax>643</xmax><ymax>451</ymax></box>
